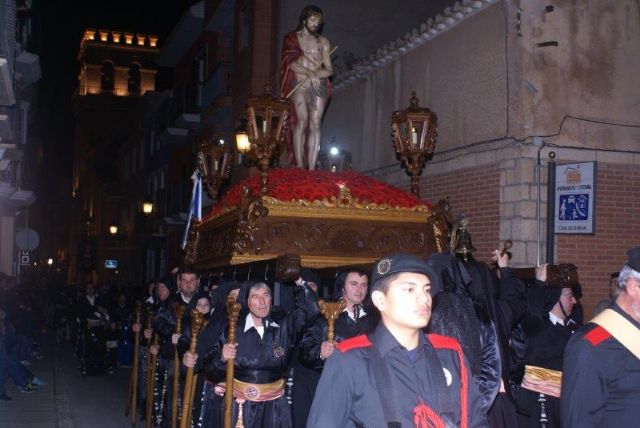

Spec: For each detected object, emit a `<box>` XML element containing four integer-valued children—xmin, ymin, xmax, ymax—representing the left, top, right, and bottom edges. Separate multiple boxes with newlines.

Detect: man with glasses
<box><xmin>561</xmin><ymin>247</ymin><xmax>640</xmax><ymax>427</ymax></box>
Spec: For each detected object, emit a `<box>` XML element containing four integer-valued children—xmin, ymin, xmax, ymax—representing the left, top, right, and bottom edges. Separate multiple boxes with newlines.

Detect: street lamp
<box><xmin>391</xmin><ymin>91</ymin><xmax>438</xmax><ymax>198</ymax></box>
<box><xmin>317</xmin><ymin>143</ymin><xmax>352</xmax><ymax>172</ymax></box>
<box><xmin>109</xmin><ymin>225</ymin><xmax>118</xmax><ymax>235</ymax></box>
<box><xmin>47</xmin><ymin>258</ymin><xmax>53</xmax><ymax>266</ymax></box>
<box><xmin>142</xmin><ymin>200</ymin><xmax>153</xmax><ymax>215</ymax></box>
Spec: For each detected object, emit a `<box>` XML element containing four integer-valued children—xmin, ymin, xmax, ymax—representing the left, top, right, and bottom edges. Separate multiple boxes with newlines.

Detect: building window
<box><xmin>128</xmin><ymin>63</ymin><xmax>141</xmax><ymax>95</ymax></box>
<box><xmin>196</xmin><ymin>46</ymin><xmax>207</xmax><ymax>107</ymax></box>
<box><xmin>100</xmin><ymin>61</ymin><xmax>115</xmax><ymax>92</ymax></box>
<box><xmin>238</xmin><ymin>5</ymin><xmax>252</xmax><ymax>54</ymax></box>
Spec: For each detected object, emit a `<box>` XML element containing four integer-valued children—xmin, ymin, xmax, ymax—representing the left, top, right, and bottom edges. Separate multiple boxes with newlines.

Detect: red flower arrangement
<box><xmin>204</xmin><ymin>168</ymin><xmax>431</xmax><ymax>221</ymax></box>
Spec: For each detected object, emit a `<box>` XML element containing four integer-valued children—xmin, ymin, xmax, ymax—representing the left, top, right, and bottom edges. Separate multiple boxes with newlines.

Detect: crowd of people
<box><xmin>0</xmin><ymin>276</ymin><xmax>47</xmax><ymax>400</ymax></box>
<box><xmin>113</xmin><ymin>243</ymin><xmax>639</xmax><ymax>428</ymax></box>
<box><xmin>1</xmin><ymin>244</ymin><xmax>639</xmax><ymax>427</ymax></box>
<box><xmin>0</xmin><ymin>276</ymin><xmax>146</xmax><ymax>400</ymax></box>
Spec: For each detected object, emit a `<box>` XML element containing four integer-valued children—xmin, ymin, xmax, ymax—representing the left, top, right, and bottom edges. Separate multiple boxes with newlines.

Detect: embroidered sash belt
<box><xmin>215</xmin><ymin>378</ymin><xmax>285</xmax><ymax>402</ymax></box>
<box><xmin>521</xmin><ymin>365</ymin><xmax>562</xmax><ymax>398</ymax></box>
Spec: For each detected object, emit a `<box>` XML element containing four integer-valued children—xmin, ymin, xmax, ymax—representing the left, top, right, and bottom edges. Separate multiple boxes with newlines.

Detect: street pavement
<box><xmin>0</xmin><ymin>334</ymin><xmax>133</xmax><ymax>428</ymax></box>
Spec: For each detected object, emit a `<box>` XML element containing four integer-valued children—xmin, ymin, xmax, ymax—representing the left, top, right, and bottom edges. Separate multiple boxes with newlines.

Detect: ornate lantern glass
<box><xmin>197</xmin><ymin>137</ymin><xmax>234</xmax><ymax>201</ymax></box>
<box><xmin>235</xmin><ymin>130</ymin><xmax>251</xmax><ymax>154</ymax></box>
<box><xmin>391</xmin><ymin>91</ymin><xmax>438</xmax><ymax>197</ymax></box>
<box><xmin>246</xmin><ymin>81</ymin><xmax>290</xmax><ymax>195</ymax></box>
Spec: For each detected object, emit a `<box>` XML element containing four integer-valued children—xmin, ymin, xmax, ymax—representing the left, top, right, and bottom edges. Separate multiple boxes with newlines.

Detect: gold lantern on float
<box><xmin>197</xmin><ymin>136</ymin><xmax>234</xmax><ymax>201</ymax></box>
<box><xmin>391</xmin><ymin>91</ymin><xmax>437</xmax><ymax>198</ymax></box>
<box><xmin>244</xmin><ymin>81</ymin><xmax>289</xmax><ymax>195</ymax></box>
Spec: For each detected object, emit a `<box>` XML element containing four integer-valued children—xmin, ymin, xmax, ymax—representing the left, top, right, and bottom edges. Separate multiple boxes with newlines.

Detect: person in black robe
<box><xmin>147</xmin><ymin>277</ymin><xmax>177</xmax><ymax>426</ymax></box>
<box><xmin>183</xmin><ymin>280</ymin><xmax>242</xmax><ymax>427</ymax></box>
<box><xmin>516</xmin><ymin>264</ymin><xmax>578</xmax><ymax>428</ymax></box>
<box><xmin>200</xmin><ymin>280</ymin><xmax>318</xmax><ymax>428</ymax></box>
<box><xmin>426</xmin><ymin>252</ymin><xmax>502</xmax><ymax>417</ymax></box>
<box><xmin>294</xmin><ymin>268</ymin><xmax>374</xmax><ymax>428</ymax></box>
<box><xmin>151</xmin><ymin>269</ymin><xmax>200</xmax><ymax>426</ymax></box>
<box><xmin>76</xmin><ymin>283</ymin><xmax>117</xmax><ymax>375</ymax></box>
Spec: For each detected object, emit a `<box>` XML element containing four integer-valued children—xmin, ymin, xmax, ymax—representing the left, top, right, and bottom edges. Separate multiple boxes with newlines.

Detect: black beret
<box><xmin>371</xmin><ymin>253</ymin><xmax>442</xmax><ymax>295</ymax></box>
<box><xmin>627</xmin><ymin>247</ymin><xmax>640</xmax><ymax>272</ymax></box>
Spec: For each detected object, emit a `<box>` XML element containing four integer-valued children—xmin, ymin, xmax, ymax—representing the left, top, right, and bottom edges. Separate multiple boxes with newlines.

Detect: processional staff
<box><xmin>171</xmin><ymin>303</ymin><xmax>186</xmax><ymax>428</ymax></box>
<box><xmin>179</xmin><ymin>309</ymin><xmax>205</xmax><ymax>428</ymax></box>
<box><xmin>318</xmin><ymin>298</ymin><xmax>347</xmax><ymax>342</ymax></box>
<box><xmin>223</xmin><ymin>296</ymin><xmax>242</xmax><ymax>428</ymax></box>
<box><xmin>490</xmin><ymin>239</ymin><xmax>513</xmax><ymax>269</ymax></box>
<box><xmin>126</xmin><ymin>302</ymin><xmax>142</xmax><ymax>423</ymax></box>
<box><xmin>145</xmin><ymin>326</ymin><xmax>160</xmax><ymax>427</ymax></box>
<box><xmin>492</xmin><ymin>239</ymin><xmax>578</xmax><ymax>288</ymax></box>
<box><xmin>145</xmin><ymin>313</ymin><xmax>158</xmax><ymax>428</ymax></box>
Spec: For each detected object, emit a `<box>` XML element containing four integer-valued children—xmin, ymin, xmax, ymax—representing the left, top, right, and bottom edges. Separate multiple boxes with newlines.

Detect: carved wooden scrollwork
<box><xmin>259</xmin><ymin>220</ymin><xmax>429</xmax><ymax>258</ymax></box>
<box><xmin>233</xmin><ymin>187</ymin><xmax>269</xmax><ymax>255</ymax></box>
<box><xmin>426</xmin><ymin>199</ymin><xmax>453</xmax><ymax>253</ymax></box>
<box><xmin>183</xmin><ymin>220</ymin><xmax>201</xmax><ymax>265</ymax></box>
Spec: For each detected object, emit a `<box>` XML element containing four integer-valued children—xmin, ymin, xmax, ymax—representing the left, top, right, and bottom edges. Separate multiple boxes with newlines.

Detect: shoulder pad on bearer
<box><xmin>336</xmin><ymin>334</ymin><xmax>373</xmax><ymax>353</ymax></box>
<box><xmin>427</xmin><ymin>333</ymin><xmax>462</xmax><ymax>352</ymax></box>
<box><xmin>583</xmin><ymin>325</ymin><xmax>612</xmax><ymax>347</ymax></box>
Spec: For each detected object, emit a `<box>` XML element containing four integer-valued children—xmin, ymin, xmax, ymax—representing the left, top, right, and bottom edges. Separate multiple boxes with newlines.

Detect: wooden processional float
<box><xmin>181</xmin><ymin>167</ymin><xmax>579</xmax><ymax>427</ymax></box>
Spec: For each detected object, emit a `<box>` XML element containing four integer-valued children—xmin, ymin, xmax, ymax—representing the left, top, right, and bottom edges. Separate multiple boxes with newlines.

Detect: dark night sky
<box><xmin>32</xmin><ymin>1</ymin><xmax>189</xmax><ymax>258</ymax></box>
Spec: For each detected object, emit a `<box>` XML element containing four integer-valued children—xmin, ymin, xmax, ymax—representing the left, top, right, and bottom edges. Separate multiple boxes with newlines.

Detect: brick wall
<box><xmin>557</xmin><ymin>163</ymin><xmax>640</xmax><ymax>318</ymax></box>
<box><xmin>421</xmin><ymin>163</ymin><xmax>502</xmax><ymax>262</ymax></box>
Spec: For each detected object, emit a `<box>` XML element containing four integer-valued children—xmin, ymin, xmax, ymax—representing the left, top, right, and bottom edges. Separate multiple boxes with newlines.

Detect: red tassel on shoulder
<box><xmin>413</xmin><ymin>400</ymin><xmax>446</xmax><ymax>428</ymax></box>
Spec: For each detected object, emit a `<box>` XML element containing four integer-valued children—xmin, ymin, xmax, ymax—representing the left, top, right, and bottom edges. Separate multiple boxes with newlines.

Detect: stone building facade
<box><xmin>315</xmin><ymin>0</ymin><xmax>640</xmax><ymax>315</ymax></box>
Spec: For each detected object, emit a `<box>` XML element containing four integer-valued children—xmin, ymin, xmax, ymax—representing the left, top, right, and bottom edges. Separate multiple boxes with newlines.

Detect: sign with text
<box><xmin>20</xmin><ymin>250</ymin><xmax>30</xmax><ymax>266</ymax></box>
<box><xmin>555</xmin><ymin>162</ymin><xmax>596</xmax><ymax>234</ymax></box>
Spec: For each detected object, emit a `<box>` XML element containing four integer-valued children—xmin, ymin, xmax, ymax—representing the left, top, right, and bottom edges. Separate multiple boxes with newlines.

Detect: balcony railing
<box><xmin>0</xmin><ymin>158</ymin><xmax>16</xmax><ymax>187</ymax></box>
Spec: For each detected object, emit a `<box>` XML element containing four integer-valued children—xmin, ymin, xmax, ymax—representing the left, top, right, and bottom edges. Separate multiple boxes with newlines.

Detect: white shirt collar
<box><xmin>243</xmin><ymin>313</ymin><xmax>278</xmax><ymax>334</ymax></box>
<box><xmin>343</xmin><ymin>305</ymin><xmax>367</xmax><ymax>321</ymax></box>
<box><xmin>180</xmin><ymin>293</ymin><xmax>191</xmax><ymax>304</ymax></box>
<box><xmin>548</xmin><ymin>311</ymin><xmax>565</xmax><ymax>326</ymax></box>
